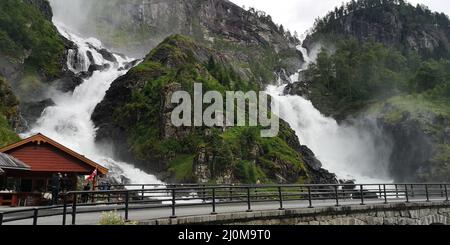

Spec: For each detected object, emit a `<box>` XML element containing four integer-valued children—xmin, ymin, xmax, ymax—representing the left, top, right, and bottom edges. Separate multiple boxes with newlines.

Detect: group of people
<box><xmin>49</xmin><ymin>173</ymin><xmax>73</xmax><ymax>205</ymax></box>
<box><xmin>49</xmin><ymin>173</ymin><xmax>113</xmax><ymax>205</ymax></box>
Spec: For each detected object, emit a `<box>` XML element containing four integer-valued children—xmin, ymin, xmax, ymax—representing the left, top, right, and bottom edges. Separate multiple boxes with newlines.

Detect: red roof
<box><xmin>0</xmin><ymin>133</ymin><xmax>108</xmax><ymax>175</ymax></box>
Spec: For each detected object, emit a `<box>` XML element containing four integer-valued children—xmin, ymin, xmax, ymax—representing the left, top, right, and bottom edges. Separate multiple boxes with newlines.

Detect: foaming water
<box><xmin>265</xmin><ymin>42</ymin><xmax>393</xmax><ymax>184</ymax></box>
<box><xmin>266</xmin><ymin>85</ymin><xmax>393</xmax><ymax>183</ymax></box>
<box><xmin>23</xmin><ymin>22</ymin><xmax>163</xmax><ymax>186</ymax></box>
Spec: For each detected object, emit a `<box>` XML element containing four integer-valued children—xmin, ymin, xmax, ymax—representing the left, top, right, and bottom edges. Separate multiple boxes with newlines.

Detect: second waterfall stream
<box><xmin>267</xmin><ymin>85</ymin><xmax>393</xmax><ymax>183</ymax></box>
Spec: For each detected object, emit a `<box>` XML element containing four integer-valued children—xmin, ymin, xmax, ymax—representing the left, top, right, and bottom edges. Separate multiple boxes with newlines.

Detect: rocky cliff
<box><xmin>303</xmin><ymin>0</ymin><xmax>450</xmax><ymax>59</ymax></box>
<box><xmin>92</xmin><ymin>35</ymin><xmax>336</xmax><ymax>184</ymax></box>
<box><xmin>0</xmin><ymin>0</ymin><xmax>80</xmax><ymax>128</ymax></box>
<box><xmin>367</xmin><ymin>95</ymin><xmax>450</xmax><ymax>182</ymax></box>
<box><xmin>66</xmin><ymin>0</ymin><xmax>303</xmax><ymax>84</ymax></box>
<box><xmin>0</xmin><ymin>77</ymin><xmax>20</xmax><ymax>147</ymax></box>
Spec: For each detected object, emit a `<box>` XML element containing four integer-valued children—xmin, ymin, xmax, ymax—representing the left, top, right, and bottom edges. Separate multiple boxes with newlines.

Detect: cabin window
<box><xmin>0</xmin><ymin>176</ymin><xmax>5</xmax><ymax>190</ymax></box>
<box><xmin>21</xmin><ymin>179</ymin><xmax>32</xmax><ymax>192</ymax></box>
<box><xmin>6</xmin><ymin>177</ymin><xmax>20</xmax><ymax>191</ymax></box>
<box><xmin>34</xmin><ymin>179</ymin><xmax>46</xmax><ymax>192</ymax></box>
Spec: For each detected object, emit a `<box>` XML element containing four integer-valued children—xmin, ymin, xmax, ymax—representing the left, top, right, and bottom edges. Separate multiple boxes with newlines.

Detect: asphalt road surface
<box><xmin>1</xmin><ymin>197</ymin><xmax>443</xmax><ymax>225</ymax></box>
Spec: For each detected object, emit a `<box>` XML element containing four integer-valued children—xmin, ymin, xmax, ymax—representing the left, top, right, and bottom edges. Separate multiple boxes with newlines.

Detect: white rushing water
<box><xmin>23</xmin><ymin>22</ymin><xmax>163</xmax><ymax>186</ymax></box>
<box><xmin>266</xmin><ymin>46</ymin><xmax>393</xmax><ymax>184</ymax></box>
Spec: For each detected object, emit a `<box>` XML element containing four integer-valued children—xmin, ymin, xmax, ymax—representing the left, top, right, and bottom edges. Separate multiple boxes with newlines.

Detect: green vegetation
<box><xmin>368</xmin><ymin>94</ymin><xmax>450</xmax><ymax>124</ymax></box>
<box><xmin>0</xmin><ymin>115</ymin><xmax>19</xmax><ymax>148</ymax></box>
<box><xmin>113</xmin><ymin>35</ymin><xmax>309</xmax><ymax>184</ymax></box>
<box><xmin>98</xmin><ymin>210</ymin><xmax>138</xmax><ymax>225</ymax></box>
<box><xmin>0</xmin><ymin>77</ymin><xmax>20</xmax><ymax>147</ymax></box>
<box><xmin>305</xmin><ymin>38</ymin><xmax>450</xmax><ymax>116</ymax></box>
<box><xmin>311</xmin><ymin>0</ymin><xmax>450</xmax><ymax>59</ymax></box>
<box><xmin>0</xmin><ymin>0</ymin><xmax>65</xmax><ymax>79</ymax></box>
<box><xmin>168</xmin><ymin>155</ymin><xmax>195</xmax><ymax>182</ymax></box>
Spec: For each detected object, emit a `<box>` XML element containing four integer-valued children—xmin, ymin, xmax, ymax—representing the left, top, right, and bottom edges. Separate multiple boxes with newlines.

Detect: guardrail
<box><xmin>0</xmin><ymin>183</ymin><xmax>449</xmax><ymax>225</ymax></box>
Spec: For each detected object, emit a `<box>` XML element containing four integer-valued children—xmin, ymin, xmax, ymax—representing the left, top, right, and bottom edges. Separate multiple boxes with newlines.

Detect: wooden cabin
<box><xmin>0</xmin><ymin>133</ymin><xmax>108</xmax><ymax>206</ymax></box>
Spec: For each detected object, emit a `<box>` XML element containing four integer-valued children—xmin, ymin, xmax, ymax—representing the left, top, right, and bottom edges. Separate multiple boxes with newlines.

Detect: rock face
<box><xmin>0</xmin><ymin>0</ymin><xmax>80</xmax><ymax>127</ymax></box>
<box><xmin>20</xmin><ymin>99</ymin><xmax>55</xmax><ymax>129</ymax></box>
<box><xmin>92</xmin><ymin>35</ymin><xmax>336</xmax><ymax>184</ymax></box>
<box><xmin>303</xmin><ymin>0</ymin><xmax>450</xmax><ymax>59</ymax></box>
<box><xmin>0</xmin><ymin>77</ymin><xmax>21</xmax><ymax>147</ymax></box>
<box><xmin>67</xmin><ymin>0</ymin><xmax>303</xmax><ymax>83</ymax></box>
<box><xmin>368</xmin><ymin>97</ymin><xmax>450</xmax><ymax>182</ymax></box>
<box><xmin>24</xmin><ymin>0</ymin><xmax>53</xmax><ymax>20</ymax></box>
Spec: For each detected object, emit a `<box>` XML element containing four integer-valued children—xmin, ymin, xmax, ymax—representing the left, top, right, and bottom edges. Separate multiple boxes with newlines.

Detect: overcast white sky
<box><xmin>230</xmin><ymin>0</ymin><xmax>450</xmax><ymax>35</ymax></box>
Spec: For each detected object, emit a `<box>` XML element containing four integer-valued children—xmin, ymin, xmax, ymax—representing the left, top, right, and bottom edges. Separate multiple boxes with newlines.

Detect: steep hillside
<box><xmin>56</xmin><ymin>0</ymin><xmax>303</xmax><ymax>84</ymax></box>
<box><xmin>0</xmin><ymin>77</ymin><xmax>20</xmax><ymax>147</ymax></box>
<box><xmin>0</xmin><ymin>0</ymin><xmax>80</xmax><ymax>102</ymax></box>
<box><xmin>92</xmin><ymin>35</ymin><xmax>335</xmax><ymax>184</ymax></box>
<box><xmin>303</xmin><ymin>0</ymin><xmax>450</xmax><ymax>59</ymax></box>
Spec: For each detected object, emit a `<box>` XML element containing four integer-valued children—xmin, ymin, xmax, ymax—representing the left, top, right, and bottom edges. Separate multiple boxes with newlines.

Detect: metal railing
<box><xmin>0</xmin><ymin>183</ymin><xmax>449</xmax><ymax>225</ymax></box>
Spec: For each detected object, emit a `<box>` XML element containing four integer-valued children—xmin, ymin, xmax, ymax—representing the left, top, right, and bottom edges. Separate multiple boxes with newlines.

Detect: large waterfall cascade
<box><xmin>23</xmin><ymin>22</ymin><xmax>163</xmax><ymax>186</ymax></box>
<box><xmin>266</xmin><ymin>46</ymin><xmax>393</xmax><ymax>184</ymax></box>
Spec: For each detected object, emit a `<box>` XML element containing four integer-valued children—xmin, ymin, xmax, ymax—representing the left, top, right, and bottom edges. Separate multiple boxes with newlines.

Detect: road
<box><xmin>1</xmin><ymin>197</ymin><xmax>444</xmax><ymax>225</ymax></box>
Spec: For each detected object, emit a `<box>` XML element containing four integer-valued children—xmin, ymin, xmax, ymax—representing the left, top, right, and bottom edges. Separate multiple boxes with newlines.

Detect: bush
<box><xmin>99</xmin><ymin>211</ymin><xmax>126</xmax><ymax>225</ymax></box>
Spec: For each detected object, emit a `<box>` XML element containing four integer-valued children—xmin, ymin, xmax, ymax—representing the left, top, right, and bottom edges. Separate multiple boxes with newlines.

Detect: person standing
<box><xmin>81</xmin><ymin>182</ymin><xmax>91</xmax><ymax>203</ymax></box>
<box><xmin>50</xmin><ymin>173</ymin><xmax>61</xmax><ymax>205</ymax></box>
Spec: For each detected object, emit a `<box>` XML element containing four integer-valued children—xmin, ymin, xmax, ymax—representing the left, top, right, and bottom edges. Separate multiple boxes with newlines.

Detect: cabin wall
<box><xmin>5</xmin><ymin>143</ymin><xmax>93</xmax><ymax>173</ymax></box>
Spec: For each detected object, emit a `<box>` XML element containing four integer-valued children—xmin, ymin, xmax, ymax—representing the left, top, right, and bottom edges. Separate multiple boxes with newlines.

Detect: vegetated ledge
<box><xmin>139</xmin><ymin>202</ymin><xmax>450</xmax><ymax>225</ymax></box>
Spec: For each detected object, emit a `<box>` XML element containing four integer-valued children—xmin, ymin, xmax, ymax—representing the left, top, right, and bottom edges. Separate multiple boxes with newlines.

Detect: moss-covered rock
<box><xmin>367</xmin><ymin>95</ymin><xmax>450</xmax><ymax>182</ymax></box>
<box><xmin>0</xmin><ymin>0</ymin><xmax>66</xmax><ymax>80</ymax></box>
<box><xmin>0</xmin><ymin>0</ymin><xmax>83</xmax><ymax>128</ymax></box>
<box><xmin>0</xmin><ymin>77</ymin><xmax>20</xmax><ymax>147</ymax></box>
<box><xmin>93</xmin><ymin>35</ymin><xmax>335</xmax><ymax>184</ymax></box>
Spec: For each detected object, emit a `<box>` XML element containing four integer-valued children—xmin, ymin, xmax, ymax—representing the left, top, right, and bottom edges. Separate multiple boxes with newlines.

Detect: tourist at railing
<box><xmin>81</xmin><ymin>182</ymin><xmax>91</xmax><ymax>203</ymax></box>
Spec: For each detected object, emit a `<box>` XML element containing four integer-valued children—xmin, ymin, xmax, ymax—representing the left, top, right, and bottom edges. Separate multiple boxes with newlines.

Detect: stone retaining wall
<box><xmin>139</xmin><ymin>202</ymin><xmax>450</xmax><ymax>225</ymax></box>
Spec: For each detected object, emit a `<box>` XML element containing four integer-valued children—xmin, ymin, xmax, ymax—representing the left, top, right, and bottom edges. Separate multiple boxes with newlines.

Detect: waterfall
<box><xmin>266</xmin><ymin>46</ymin><xmax>393</xmax><ymax>184</ymax></box>
<box><xmin>23</xmin><ymin>22</ymin><xmax>163</xmax><ymax>186</ymax></box>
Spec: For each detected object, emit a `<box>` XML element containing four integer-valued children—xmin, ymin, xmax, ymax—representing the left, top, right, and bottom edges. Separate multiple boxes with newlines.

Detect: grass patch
<box><xmin>0</xmin><ymin>115</ymin><xmax>20</xmax><ymax>148</ymax></box>
<box><xmin>168</xmin><ymin>154</ymin><xmax>195</xmax><ymax>182</ymax></box>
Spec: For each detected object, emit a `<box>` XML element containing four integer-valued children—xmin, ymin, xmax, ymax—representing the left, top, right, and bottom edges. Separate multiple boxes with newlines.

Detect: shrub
<box><xmin>99</xmin><ymin>211</ymin><xmax>126</xmax><ymax>225</ymax></box>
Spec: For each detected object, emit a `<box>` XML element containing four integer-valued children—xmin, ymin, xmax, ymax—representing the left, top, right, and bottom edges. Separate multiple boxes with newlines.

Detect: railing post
<box><xmin>307</xmin><ymin>186</ymin><xmax>313</xmax><ymax>208</ymax></box>
<box><xmin>211</xmin><ymin>188</ymin><xmax>217</xmax><ymax>215</ymax></box>
<box><xmin>383</xmin><ymin>185</ymin><xmax>388</xmax><ymax>204</ymax></box>
<box><xmin>425</xmin><ymin>184</ymin><xmax>430</xmax><ymax>202</ymax></box>
<box><xmin>33</xmin><ymin>208</ymin><xmax>38</xmax><ymax>226</ymax></box>
<box><xmin>445</xmin><ymin>185</ymin><xmax>449</xmax><ymax>202</ymax></box>
<box><xmin>395</xmin><ymin>184</ymin><xmax>399</xmax><ymax>199</ymax></box>
<box><xmin>124</xmin><ymin>191</ymin><xmax>129</xmax><ymax>221</ymax></box>
<box><xmin>378</xmin><ymin>185</ymin><xmax>382</xmax><ymax>199</ymax></box>
<box><xmin>202</xmin><ymin>185</ymin><xmax>206</xmax><ymax>203</ymax></box>
<box><xmin>440</xmin><ymin>185</ymin><xmax>444</xmax><ymax>197</ymax></box>
<box><xmin>71</xmin><ymin>193</ymin><xmax>77</xmax><ymax>225</ymax></box>
<box><xmin>62</xmin><ymin>194</ymin><xmax>67</xmax><ymax>226</ymax></box>
<box><xmin>404</xmin><ymin>184</ymin><xmax>409</xmax><ymax>203</ymax></box>
<box><xmin>0</xmin><ymin>212</ymin><xmax>3</xmax><ymax>225</ymax></box>
<box><xmin>278</xmin><ymin>186</ymin><xmax>284</xmax><ymax>210</ymax></box>
<box><xmin>170</xmin><ymin>189</ymin><xmax>176</xmax><ymax>218</ymax></box>
<box><xmin>229</xmin><ymin>187</ymin><xmax>233</xmax><ymax>201</ymax></box>
<box><xmin>246</xmin><ymin>187</ymin><xmax>252</xmax><ymax>212</ymax></box>
<box><xmin>334</xmin><ymin>186</ymin><xmax>340</xmax><ymax>207</ymax></box>
<box><xmin>360</xmin><ymin>185</ymin><xmax>365</xmax><ymax>205</ymax></box>
<box><xmin>141</xmin><ymin>185</ymin><xmax>145</xmax><ymax>200</ymax></box>
<box><xmin>411</xmin><ymin>185</ymin><xmax>415</xmax><ymax>198</ymax></box>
